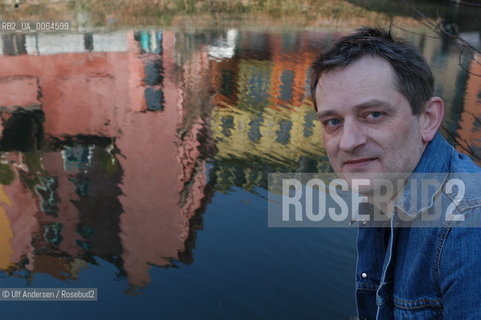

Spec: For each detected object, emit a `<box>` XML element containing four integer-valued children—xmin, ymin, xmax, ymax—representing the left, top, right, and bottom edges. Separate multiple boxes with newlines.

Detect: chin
<box><xmin>338</xmin><ymin>170</ymin><xmax>380</xmax><ymax>181</ymax></box>
<box><xmin>339</xmin><ymin>171</ymin><xmax>410</xmax><ymax>198</ymax></box>
<box><xmin>337</xmin><ymin>171</ymin><xmax>389</xmax><ymax>193</ymax></box>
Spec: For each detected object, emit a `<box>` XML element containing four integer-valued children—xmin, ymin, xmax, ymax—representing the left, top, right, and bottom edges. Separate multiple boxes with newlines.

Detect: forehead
<box><xmin>315</xmin><ymin>56</ymin><xmax>402</xmax><ymax>110</ymax></box>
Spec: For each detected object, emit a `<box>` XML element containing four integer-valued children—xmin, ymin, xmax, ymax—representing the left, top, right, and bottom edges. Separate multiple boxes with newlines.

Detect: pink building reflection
<box><xmin>0</xmin><ymin>30</ymin><xmax>214</xmax><ymax>287</ymax></box>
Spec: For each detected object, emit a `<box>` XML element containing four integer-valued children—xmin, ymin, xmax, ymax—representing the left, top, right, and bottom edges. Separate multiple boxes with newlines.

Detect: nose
<box><xmin>338</xmin><ymin>119</ymin><xmax>367</xmax><ymax>153</ymax></box>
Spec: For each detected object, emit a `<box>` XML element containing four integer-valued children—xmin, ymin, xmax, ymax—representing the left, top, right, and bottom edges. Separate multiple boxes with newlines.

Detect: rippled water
<box><xmin>0</xmin><ymin>1</ymin><xmax>480</xmax><ymax>319</ymax></box>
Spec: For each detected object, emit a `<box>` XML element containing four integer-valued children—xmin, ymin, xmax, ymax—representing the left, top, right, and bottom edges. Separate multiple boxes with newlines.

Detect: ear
<box><xmin>420</xmin><ymin>97</ymin><xmax>444</xmax><ymax>143</ymax></box>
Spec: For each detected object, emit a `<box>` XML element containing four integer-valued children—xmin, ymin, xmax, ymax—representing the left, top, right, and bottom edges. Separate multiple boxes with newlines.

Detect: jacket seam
<box><xmin>455</xmin><ymin>199</ymin><xmax>481</xmax><ymax>213</ymax></box>
<box><xmin>394</xmin><ymin>297</ymin><xmax>441</xmax><ymax>304</ymax></box>
<box><xmin>394</xmin><ymin>303</ymin><xmax>443</xmax><ymax>310</ymax></box>
<box><xmin>393</xmin><ymin>297</ymin><xmax>443</xmax><ymax>310</ymax></box>
<box><xmin>433</xmin><ymin>221</ymin><xmax>452</xmax><ymax>298</ymax></box>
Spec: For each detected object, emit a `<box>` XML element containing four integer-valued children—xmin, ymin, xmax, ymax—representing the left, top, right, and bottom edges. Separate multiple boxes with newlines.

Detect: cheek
<box><xmin>323</xmin><ymin>137</ymin><xmax>338</xmax><ymax>156</ymax></box>
<box><xmin>382</xmin><ymin>125</ymin><xmax>421</xmax><ymax>162</ymax></box>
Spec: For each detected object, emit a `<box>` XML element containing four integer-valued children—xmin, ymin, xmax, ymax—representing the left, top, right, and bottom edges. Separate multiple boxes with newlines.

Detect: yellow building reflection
<box><xmin>0</xmin><ymin>186</ymin><xmax>13</xmax><ymax>269</ymax></box>
<box><xmin>210</xmin><ymin>32</ymin><xmax>329</xmax><ymax>170</ymax></box>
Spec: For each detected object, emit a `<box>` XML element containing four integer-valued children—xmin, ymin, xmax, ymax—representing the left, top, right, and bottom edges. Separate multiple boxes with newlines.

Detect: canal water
<box><xmin>0</xmin><ymin>1</ymin><xmax>480</xmax><ymax>319</ymax></box>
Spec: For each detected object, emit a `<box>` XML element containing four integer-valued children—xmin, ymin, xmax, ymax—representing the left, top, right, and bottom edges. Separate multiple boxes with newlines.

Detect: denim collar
<box><xmin>393</xmin><ymin>133</ymin><xmax>452</xmax><ymax>217</ymax></box>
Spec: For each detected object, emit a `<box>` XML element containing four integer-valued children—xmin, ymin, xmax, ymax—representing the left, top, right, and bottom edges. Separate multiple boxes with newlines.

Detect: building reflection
<box><xmin>0</xmin><ymin>30</ymin><xmax>215</xmax><ymax>288</ymax></box>
<box><xmin>0</xmin><ymin>25</ymin><xmax>479</xmax><ymax>290</ymax></box>
<box><xmin>455</xmin><ymin>52</ymin><xmax>481</xmax><ymax>163</ymax></box>
<box><xmin>209</xmin><ymin>31</ymin><xmax>333</xmax><ymax>193</ymax></box>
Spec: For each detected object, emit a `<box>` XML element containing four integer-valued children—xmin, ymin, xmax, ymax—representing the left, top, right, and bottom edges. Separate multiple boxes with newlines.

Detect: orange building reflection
<box><xmin>455</xmin><ymin>53</ymin><xmax>481</xmax><ymax>163</ymax></box>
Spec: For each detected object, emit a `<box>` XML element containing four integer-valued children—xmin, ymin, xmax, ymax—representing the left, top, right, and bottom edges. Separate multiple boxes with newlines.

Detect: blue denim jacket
<box><xmin>356</xmin><ymin>133</ymin><xmax>481</xmax><ymax>319</ymax></box>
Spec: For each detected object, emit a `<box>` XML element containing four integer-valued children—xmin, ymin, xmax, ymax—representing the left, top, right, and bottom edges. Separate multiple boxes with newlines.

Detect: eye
<box><xmin>366</xmin><ymin>111</ymin><xmax>383</xmax><ymax>119</ymax></box>
<box><xmin>323</xmin><ymin>118</ymin><xmax>342</xmax><ymax>127</ymax></box>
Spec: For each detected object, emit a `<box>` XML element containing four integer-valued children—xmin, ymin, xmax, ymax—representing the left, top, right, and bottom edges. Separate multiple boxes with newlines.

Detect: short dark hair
<box><xmin>310</xmin><ymin>26</ymin><xmax>434</xmax><ymax>114</ymax></box>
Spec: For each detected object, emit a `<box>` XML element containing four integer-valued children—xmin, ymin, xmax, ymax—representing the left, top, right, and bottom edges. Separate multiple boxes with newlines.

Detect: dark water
<box><xmin>0</xmin><ymin>2</ymin><xmax>480</xmax><ymax>319</ymax></box>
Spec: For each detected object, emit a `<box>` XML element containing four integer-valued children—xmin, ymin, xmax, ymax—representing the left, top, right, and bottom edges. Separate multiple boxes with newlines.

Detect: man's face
<box><xmin>315</xmin><ymin>55</ymin><xmax>426</xmax><ymax>191</ymax></box>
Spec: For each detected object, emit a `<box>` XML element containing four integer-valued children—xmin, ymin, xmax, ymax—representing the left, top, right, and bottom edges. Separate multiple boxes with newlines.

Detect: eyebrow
<box><xmin>316</xmin><ymin>99</ymin><xmax>394</xmax><ymax>119</ymax></box>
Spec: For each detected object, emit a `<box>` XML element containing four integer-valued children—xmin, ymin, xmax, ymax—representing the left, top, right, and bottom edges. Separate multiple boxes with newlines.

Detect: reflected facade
<box><xmin>0</xmin><ymin>30</ymin><xmax>215</xmax><ymax>288</ymax></box>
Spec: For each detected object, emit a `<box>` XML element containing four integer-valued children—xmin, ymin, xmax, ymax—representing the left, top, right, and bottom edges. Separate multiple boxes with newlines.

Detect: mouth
<box><xmin>343</xmin><ymin>158</ymin><xmax>378</xmax><ymax>169</ymax></box>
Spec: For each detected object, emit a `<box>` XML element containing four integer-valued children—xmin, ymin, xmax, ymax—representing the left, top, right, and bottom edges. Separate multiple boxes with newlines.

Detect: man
<box><xmin>310</xmin><ymin>27</ymin><xmax>481</xmax><ymax>319</ymax></box>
